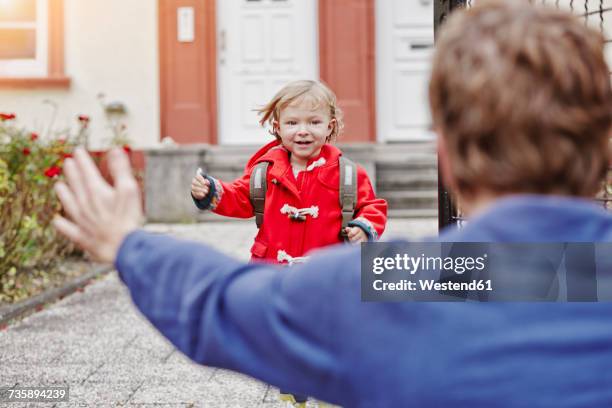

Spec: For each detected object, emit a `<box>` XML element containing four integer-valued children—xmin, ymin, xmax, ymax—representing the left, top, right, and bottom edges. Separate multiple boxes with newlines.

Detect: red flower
<box><xmin>30</xmin><ymin>132</ymin><xmax>38</xmax><ymax>141</ymax></box>
<box><xmin>22</xmin><ymin>147</ymin><xmax>31</xmax><ymax>156</ymax></box>
<box><xmin>44</xmin><ymin>165</ymin><xmax>61</xmax><ymax>178</ymax></box>
<box><xmin>0</xmin><ymin>113</ymin><xmax>16</xmax><ymax>121</ymax></box>
<box><xmin>62</xmin><ymin>152</ymin><xmax>73</xmax><ymax>160</ymax></box>
<box><xmin>122</xmin><ymin>145</ymin><xmax>132</xmax><ymax>154</ymax></box>
<box><xmin>77</xmin><ymin>114</ymin><xmax>90</xmax><ymax>123</ymax></box>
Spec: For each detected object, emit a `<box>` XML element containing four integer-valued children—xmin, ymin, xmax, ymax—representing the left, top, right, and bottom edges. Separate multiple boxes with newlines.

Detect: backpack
<box><xmin>249</xmin><ymin>156</ymin><xmax>357</xmax><ymax>239</ymax></box>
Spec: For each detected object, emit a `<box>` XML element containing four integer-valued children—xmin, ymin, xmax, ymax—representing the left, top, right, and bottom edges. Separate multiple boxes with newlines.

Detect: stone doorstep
<box><xmin>0</xmin><ymin>264</ymin><xmax>113</xmax><ymax>326</ymax></box>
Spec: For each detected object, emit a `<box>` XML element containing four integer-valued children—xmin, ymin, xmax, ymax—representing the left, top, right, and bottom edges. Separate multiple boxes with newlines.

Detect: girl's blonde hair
<box><xmin>257</xmin><ymin>80</ymin><xmax>344</xmax><ymax>142</ymax></box>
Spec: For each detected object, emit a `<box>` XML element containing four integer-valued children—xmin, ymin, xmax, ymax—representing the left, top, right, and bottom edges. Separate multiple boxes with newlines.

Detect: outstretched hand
<box><xmin>53</xmin><ymin>147</ymin><xmax>143</xmax><ymax>263</ymax></box>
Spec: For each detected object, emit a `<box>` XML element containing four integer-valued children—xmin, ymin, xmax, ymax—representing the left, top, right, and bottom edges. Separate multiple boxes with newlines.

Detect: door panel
<box><xmin>319</xmin><ymin>0</ymin><xmax>376</xmax><ymax>142</ymax></box>
<box><xmin>218</xmin><ymin>0</ymin><xmax>318</xmax><ymax>145</ymax></box>
<box><xmin>159</xmin><ymin>0</ymin><xmax>217</xmax><ymax>144</ymax></box>
<box><xmin>376</xmin><ymin>0</ymin><xmax>435</xmax><ymax>141</ymax></box>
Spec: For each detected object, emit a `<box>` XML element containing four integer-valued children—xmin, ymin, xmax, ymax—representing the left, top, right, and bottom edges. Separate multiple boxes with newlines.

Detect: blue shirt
<box><xmin>116</xmin><ymin>195</ymin><xmax>612</xmax><ymax>407</ymax></box>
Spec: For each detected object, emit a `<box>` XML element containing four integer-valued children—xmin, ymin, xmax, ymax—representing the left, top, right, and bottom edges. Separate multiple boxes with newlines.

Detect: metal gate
<box><xmin>435</xmin><ymin>0</ymin><xmax>612</xmax><ymax>230</ymax></box>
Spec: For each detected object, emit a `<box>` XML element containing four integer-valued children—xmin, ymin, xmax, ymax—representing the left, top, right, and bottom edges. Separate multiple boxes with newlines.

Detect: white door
<box><xmin>376</xmin><ymin>0</ymin><xmax>435</xmax><ymax>142</ymax></box>
<box><xmin>217</xmin><ymin>0</ymin><xmax>318</xmax><ymax>145</ymax></box>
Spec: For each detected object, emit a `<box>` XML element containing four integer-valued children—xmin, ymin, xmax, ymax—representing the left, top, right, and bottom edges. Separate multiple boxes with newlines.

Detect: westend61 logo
<box><xmin>372</xmin><ymin>253</ymin><xmax>488</xmax><ymax>275</ymax></box>
<box><xmin>360</xmin><ymin>242</ymin><xmax>612</xmax><ymax>302</ymax></box>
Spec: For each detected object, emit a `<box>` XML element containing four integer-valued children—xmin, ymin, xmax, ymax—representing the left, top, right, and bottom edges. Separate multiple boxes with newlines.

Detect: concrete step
<box><xmin>377</xmin><ymin>167</ymin><xmax>438</xmax><ymax>190</ymax></box>
<box><xmin>195</xmin><ymin>211</ymin><xmax>254</xmax><ymax>223</ymax></box>
<box><xmin>373</xmin><ymin>141</ymin><xmax>436</xmax><ymax>154</ymax></box>
<box><xmin>378</xmin><ymin>190</ymin><xmax>438</xmax><ymax>210</ymax></box>
<box><xmin>376</xmin><ymin>154</ymin><xmax>438</xmax><ymax>167</ymax></box>
<box><xmin>388</xmin><ymin>208</ymin><xmax>438</xmax><ymax>218</ymax></box>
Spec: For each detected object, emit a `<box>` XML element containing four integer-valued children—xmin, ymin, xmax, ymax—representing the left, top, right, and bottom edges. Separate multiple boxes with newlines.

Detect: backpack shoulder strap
<box><xmin>249</xmin><ymin>161</ymin><xmax>269</xmax><ymax>229</ymax></box>
<box><xmin>339</xmin><ymin>156</ymin><xmax>358</xmax><ymax>238</ymax></box>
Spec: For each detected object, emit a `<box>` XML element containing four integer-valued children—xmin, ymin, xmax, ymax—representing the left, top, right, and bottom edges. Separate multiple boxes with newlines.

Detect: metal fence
<box><xmin>436</xmin><ymin>0</ymin><xmax>612</xmax><ymax>229</ymax></box>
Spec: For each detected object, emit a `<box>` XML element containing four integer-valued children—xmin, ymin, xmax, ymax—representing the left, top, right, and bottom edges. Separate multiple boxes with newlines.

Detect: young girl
<box><xmin>190</xmin><ymin>80</ymin><xmax>387</xmax><ymax>265</ymax></box>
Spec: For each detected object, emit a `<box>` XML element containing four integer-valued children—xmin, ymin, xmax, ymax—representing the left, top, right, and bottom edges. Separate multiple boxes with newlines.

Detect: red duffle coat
<box><xmin>195</xmin><ymin>140</ymin><xmax>387</xmax><ymax>263</ymax></box>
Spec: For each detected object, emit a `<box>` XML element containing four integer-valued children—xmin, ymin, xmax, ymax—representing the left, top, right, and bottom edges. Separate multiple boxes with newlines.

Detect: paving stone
<box><xmin>129</xmin><ymin>382</ymin><xmax>214</xmax><ymax>405</ymax></box>
<box><xmin>65</xmin><ymin>381</ymin><xmax>135</xmax><ymax>406</ymax></box>
<box><xmin>85</xmin><ymin>363</ymin><xmax>215</xmax><ymax>386</ymax></box>
<box><xmin>0</xmin><ymin>363</ymin><xmax>91</xmax><ymax>385</ymax></box>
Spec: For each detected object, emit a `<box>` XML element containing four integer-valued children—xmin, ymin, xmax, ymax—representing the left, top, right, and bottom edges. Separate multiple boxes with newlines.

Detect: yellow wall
<box><xmin>0</xmin><ymin>0</ymin><xmax>159</xmax><ymax>149</ymax></box>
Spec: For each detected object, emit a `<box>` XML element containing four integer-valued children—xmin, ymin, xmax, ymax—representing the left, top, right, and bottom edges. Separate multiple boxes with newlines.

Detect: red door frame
<box><xmin>318</xmin><ymin>0</ymin><xmax>376</xmax><ymax>142</ymax></box>
<box><xmin>158</xmin><ymin>0</ymin><xmax>218</xmax><ymax>144</ymax></box>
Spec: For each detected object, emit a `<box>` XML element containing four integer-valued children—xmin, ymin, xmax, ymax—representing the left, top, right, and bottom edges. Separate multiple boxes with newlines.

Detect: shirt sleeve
<box><xmin>114</xmin><ymin>230</ymin><xmax>356</xmax><ymax>401</ymax></box>
<box><xmin>352</xmin><ymin>166</ymin><xmax>388</xmax><ymax>241</ymax></box>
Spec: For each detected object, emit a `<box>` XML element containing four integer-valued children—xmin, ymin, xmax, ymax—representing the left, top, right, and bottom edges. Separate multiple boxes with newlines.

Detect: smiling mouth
<box><xmin>295</xmin><ymin>141</ymin><xmax>312</xmax><ymax>146</ymax></box>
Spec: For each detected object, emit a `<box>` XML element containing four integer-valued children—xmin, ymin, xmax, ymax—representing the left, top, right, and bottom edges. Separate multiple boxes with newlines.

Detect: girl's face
<box><xmin>275</xmin><ymin>104</ymin><xmax>335</xmax><ymax>166</ymax></box>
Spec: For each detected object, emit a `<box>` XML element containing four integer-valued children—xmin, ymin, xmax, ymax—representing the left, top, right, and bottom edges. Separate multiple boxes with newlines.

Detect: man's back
<box><xmin>116</xmin><ymin>195</ymin><xmax>612</xmax><ymax>407</ymax></box>
<box><xmin>314</xmin><ymin>196</ymin><xmax>612</xmax><ymax>406</ymax></box>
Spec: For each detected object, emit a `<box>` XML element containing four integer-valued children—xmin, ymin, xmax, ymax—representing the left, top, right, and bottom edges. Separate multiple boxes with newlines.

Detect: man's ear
<box><xmin>437</xmin><ymin>131</ymin><xmax>456</xmax><ymax>191</ymax></box>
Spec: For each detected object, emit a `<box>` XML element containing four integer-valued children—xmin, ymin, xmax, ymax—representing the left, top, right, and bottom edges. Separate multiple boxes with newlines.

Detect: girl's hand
<box><xmin>345</xmin><ymin>226</ymin><xmax>367</xmax><ymax>243</ymax></box>
<box><xmin>191</xmin><ymin>173</ymin><xmax>210</xmax><ymax>199</ymax></box>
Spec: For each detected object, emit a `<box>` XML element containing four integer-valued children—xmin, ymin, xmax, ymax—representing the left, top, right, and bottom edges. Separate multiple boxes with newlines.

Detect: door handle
<box><xmin>410</xmin><ymin>42</ymin><xmax>433</xmax><ymax>50</ymax></box>
<box><xmin>219</xmin><ymin>29</ymin><xmax>226</xmax><ymax>64</ymax></box>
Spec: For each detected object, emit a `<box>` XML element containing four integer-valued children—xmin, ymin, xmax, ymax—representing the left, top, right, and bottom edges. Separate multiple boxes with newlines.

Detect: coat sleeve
<box><xmin>349</xmin><ymin>166</ymin><xmax>388</xmax><ymax>241</ymax></box>
<box><xmin>115</xmin><ymin>230</ymin><xmax>355</xmax><ymax>403</ymax></box>
<box><xmin>192</xmin><ymin>170</ymin><xmax>254</xmax><ymax>218</ymax></box>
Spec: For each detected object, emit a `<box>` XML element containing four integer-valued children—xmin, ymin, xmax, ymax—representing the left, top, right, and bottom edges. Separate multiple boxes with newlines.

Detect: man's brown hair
<box><xmin>429</xmin><ymin>0</ymin><xmax>612</xmax><ymax>197</ymax></box>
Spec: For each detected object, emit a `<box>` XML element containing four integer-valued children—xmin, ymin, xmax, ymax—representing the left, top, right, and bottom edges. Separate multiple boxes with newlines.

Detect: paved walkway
<box><xmin>0</xmin><ymin>219</ymin><xmax>437</xmax><ymax>407</ymax></box>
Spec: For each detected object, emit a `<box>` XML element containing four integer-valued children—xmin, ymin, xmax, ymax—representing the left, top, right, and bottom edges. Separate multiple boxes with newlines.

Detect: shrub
<box><xmin>0</xmin><ymin>114</ymin><xmax>79</xmax><ymax>302</ymax></box>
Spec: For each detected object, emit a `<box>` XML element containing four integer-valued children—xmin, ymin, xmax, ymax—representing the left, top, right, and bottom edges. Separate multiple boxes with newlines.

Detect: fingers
<box><xmin>346</xmin><ymin>227</ymin><xmax>359</xmax><ymax>239</ymax></box>
<box><xmin>191</xmin><ymin>189</ymin><xmax>209</xmax><ymax>199</ymax></box>
<box><xmin>346</xmin><ymin>227</ymin><xmax>367</xmax><ymax>243</ymax></box>
<box><xmin>74</xmin><ymin>147</ymin><xmax>112</xmax><ymax>197</ymax></box>
<box><xmin>108</xmin><ymin>148</ymin><xmax>143</xmax><ymax>221</ymax></box>
<box><xmin>196</xmin><ymin>173</ymin><xmax>207</xmax><ymax>183</ymax></box>
<box><xmin>107</xmin><ymin>147</ymin><xmax>135</xmax><ymax>187</ymax></box>
<box><xmin>54</xmin><ymin>181</ymin><xmax>80</xmax><ymax>221</ymax></box>
<box><xmin>73</xmin><ymin>147</ymin><xmax>113</xmax><ymax>217</ymax></box>
<box><xmin>191</xmin><ymin>176</ymin><xmax>210</xmax><ymax>198</ymax></box>
<box><xmin>194</xmin><ymin>174</ymin><xmax>209</xmax><ymax>187</ymax></box>
<box><xmin>53</xmin><ymin>215</ymin><xmax>111</xmax><ymax>263</ymax></box>
<box><xmin>54</xmin><ymin>180</ymin><xmax>97</xmax><ymax>238</ymax></box>
<box><xmin>117</xmin><ymin>175</ymin><xmax>142</xmax><ymax>217</ymax></box>
<box><xmin>63</xmin><ymin>158</ymin><xmax>99</xmax><ymax>226</ymax></box>
<box><xmin>53</xmin><ymin>215</ymin><xmax>93</xmax><ymax>253</ymax></box>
